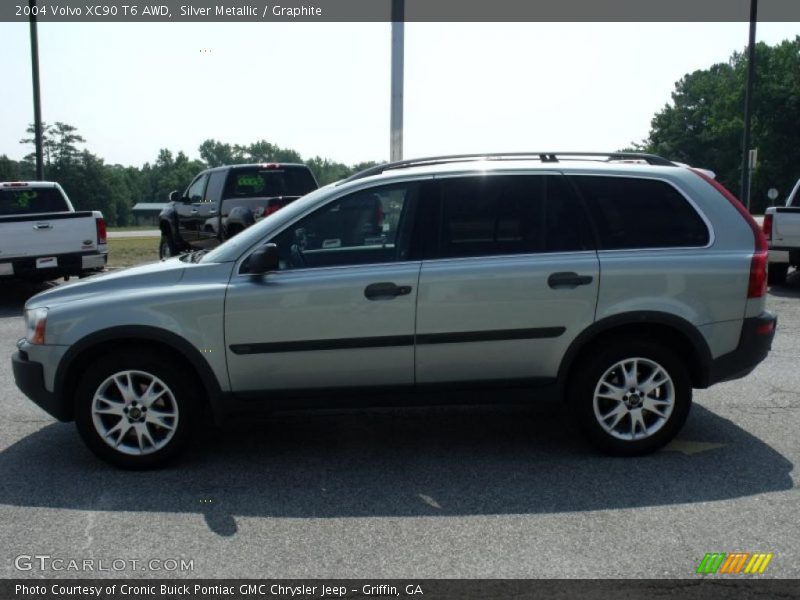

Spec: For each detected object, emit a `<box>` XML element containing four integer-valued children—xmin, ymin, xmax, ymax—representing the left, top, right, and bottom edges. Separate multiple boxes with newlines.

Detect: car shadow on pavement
<box><xmin>0</xmin><ymin>281</ymin><xmax>57</xmax><ymax>318</ymax></box>
<box><xmin>769</xmin><ymin>268</ymin><xmax>800</xmax><ymax>298</ymax></box>
<box><xmin>0</xmin><ymin>402</ymin><xmax>792</xmax><ymax>536</ymax></box>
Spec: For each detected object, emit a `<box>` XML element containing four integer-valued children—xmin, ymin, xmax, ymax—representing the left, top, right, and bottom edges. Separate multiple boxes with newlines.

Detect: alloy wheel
<box><xmin>91</xmin><ymin>370</ymin><xmax>179</xmax><ymax>455</ymax></box>
<box><xmin>592</xmin><ymin>357</ymin><xmax>675</xmax><ymax>441</ymax></box>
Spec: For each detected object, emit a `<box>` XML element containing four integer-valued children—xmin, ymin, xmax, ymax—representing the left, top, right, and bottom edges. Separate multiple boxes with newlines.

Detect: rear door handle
<box><xmin>547</xmin><ymin>272</ymin><xmax>594</xmax><ymax>289</ymax></box>
<box><xmin>364</xmin><ymin>282</ymin><xmax>412</xmax><ymax>300</ymax></box>
<box><xmin>33</xmin><ymin>223</ymin><xmax>52</xmax><ymax>230</ymax></box>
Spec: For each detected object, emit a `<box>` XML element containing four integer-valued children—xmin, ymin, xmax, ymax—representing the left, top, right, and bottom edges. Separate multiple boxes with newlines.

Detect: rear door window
<box><xmin>429</xmin><ymin>174</ymin><xmax>594</xmax><ymax>259</ymax></box>
<box><xmin>571</xmin><ymin>176</ymin><xmax>710</xmax><ymax>249</ymax></box>
<box><xmin>0</xmin><ymin>187</ymin><xmax>69</xmax><ymax>216</ymax></box>
<box><xmin>204</xmin><ymin>170</ymin><xmax>227</xmax><ymax>204</ymax></box>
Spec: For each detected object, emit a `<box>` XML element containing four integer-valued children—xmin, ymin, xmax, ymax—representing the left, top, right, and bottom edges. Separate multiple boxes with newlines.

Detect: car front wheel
<box><xmin>569</xmin><ymin>339</ymin><xmax>691</xmax><ymax>456</ymax></box>
<box><xmin>74</xmin><ymin>350</ymin><xmax>198</xmax><ymax>469</ymax></box>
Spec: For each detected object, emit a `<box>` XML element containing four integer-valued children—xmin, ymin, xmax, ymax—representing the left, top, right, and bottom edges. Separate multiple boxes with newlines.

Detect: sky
<box><xmin>1</xmin><ymin>21</ymin><xmax>799</xmax><ymax>167</ymax></box>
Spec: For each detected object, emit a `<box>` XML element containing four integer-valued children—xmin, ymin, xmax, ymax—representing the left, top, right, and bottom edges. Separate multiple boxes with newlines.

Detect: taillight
<box><xmin>265</xmin><ymin>203</ymin><xmax>281</xmax><ymax>216</ymax></box>
<box><xmin>749</xmin><ymin>251</ymin><xmax>768</xmax><ymax>298</ymax></box>
<box><xmin>690</xmin><ymin>169</ymin><xmax>767</xmax><ymax>298</ymax></box>
<box><xmin>755</xmin><ymin>320</ymin><xmax>776</xmax><ymax>336</ymax></box>
<box><xmin>762</xmin><ymin>213</ymin><xmax>773</xmax><ymax>241</ymax></box>
<box><xmin>96</xmin><ymin>217</ymin><xmax>107</xmax><ymax>244</ymax></box>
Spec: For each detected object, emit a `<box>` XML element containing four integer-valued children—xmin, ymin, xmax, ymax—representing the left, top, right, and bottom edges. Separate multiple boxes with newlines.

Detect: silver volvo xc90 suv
<box><xmin>13</xmin><ymin>152</ymin><xmax>777</xmax><ymax>468</ymax></box>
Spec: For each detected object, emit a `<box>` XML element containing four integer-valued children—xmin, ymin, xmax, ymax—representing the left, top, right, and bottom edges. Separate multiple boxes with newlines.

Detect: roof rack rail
<box><xmin>341</xmin><ymin>151</ymin><xmax>675</xmax><ymax>184</ymax></box>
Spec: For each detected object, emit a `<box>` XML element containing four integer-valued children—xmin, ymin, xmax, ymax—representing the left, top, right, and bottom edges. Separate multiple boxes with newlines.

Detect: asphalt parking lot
<box><xmin>1</xmin><ymin>274</ymin><xmax>798</xmax><ymax>579</ymax></box>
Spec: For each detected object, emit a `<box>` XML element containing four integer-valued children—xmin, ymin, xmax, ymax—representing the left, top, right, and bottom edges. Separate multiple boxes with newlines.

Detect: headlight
<box><xmin>25</xmin><ymin>308</ymin><xmax>48</xmax><ymax>345</ymax></box>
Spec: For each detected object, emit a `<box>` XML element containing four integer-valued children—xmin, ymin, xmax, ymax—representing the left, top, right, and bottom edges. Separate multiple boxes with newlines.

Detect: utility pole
<box><xmin>740</xmin><ymin>0</ymin><xmax>757</xmax><ymax>209</ymax></box>
<box><xmin>390</xmin><ymin>0</ymin><xmax>404</xmax><ymax>162</ymax></box>
<box><xmin>29</xmin><ymin>0</ymin><xmax>45</xmax><ymax>180</ymax></box>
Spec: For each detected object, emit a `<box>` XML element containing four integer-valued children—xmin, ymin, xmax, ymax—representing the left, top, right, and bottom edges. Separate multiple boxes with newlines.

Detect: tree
<box><xmin>20</xmin><ymin>121</ymin><xmax>85</xmax><ymax>170</ymax></box>
<box><xmin>0</xmin><ymin>155</ymin><xmax>25</xmax><ymax>181</ymax></box>
<box><xmin>51</xmin><ymin>122</ymin><xmax>86</xmax><ymax>165</ymax></box>
<box><xmin>639</xmin><ymin>36</ymin><xmax>800</xmax><ymax>213</ymax></box>
<box><xmin>198</xmin><ymin>137</ymin><xmax>379</xmax><ymax>185</ymax></box>
<box><xmin>15</xmin><ymin>121</ymin><xmax>381</xmax><ymax>224</ymax></box>
<box><xmin>198</xmin><ymin>139</ymin><xmax>237</xmax><ymax>167</ymax></box>
<box><xmin>20</xmin><ymin>122</ymin><xmax>56</xmax><ymax>168</ymax></box>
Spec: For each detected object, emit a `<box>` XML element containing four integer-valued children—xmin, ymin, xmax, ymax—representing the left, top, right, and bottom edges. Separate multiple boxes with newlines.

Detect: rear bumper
<box><xmin>0</xmin><ymin>251</ymin><xmax>107</xmax><ymax>280</ymax></box>
<box><xmin>11</xmin><ymin>350</ymin><xmax>70</xmax><ymax>421</ymax></box>
<box><xmin>707</xmin><ymin>312</ymin><xmax>777</xmax><ymax>386</ymax></box>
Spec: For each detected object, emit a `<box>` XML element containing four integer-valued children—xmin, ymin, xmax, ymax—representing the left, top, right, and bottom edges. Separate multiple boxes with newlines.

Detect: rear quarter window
<box><xmin>571</xmin><ymin>176</ymin><xmax>710</xmax><ymax>249</ymax></box>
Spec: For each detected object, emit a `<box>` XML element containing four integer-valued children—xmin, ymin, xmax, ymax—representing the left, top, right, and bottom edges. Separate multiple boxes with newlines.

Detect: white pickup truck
<box><xmin>0</xmin><ymin>181</ymin><xmax>107</xmax><ymax>282</ymax></box>
<box><xmin>764</xmin><ymin>178</ymin><xmax>800</xmax><ymax>285</ymax></box>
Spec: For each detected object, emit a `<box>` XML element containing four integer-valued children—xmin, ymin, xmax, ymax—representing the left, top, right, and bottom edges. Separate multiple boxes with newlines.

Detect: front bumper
<box><xmin>708</xmin><ymin>311</ymin><xmax>777</xmax><ymax>385</ymax></box>
<box><xmin>12</xmin><ymin>350</ymin><xmax>70</xmax><ymax>421</ymax></box>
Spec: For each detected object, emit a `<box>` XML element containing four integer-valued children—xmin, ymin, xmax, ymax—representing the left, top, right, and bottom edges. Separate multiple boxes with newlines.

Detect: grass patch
<box><xmin>107</xmin><ymin>237</ymin><xmax>160</xmax><ymax>268</ymax></box>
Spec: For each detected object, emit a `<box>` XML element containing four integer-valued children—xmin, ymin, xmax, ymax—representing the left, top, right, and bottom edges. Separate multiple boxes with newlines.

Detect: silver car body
<box><xmin>16</xmin><ymin>159</ymin><xmax>767</xmax><ymax>419</ymax></box>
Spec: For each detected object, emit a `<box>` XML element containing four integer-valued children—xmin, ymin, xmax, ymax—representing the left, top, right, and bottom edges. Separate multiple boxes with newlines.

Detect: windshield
<box><xmin>201</xmin><ymin>184</ymin><xmax>337</xmax><ymax>263</ymax></box>
<box><xmin>224</xmin><ymin>166</ymin><xmax>318</xmax><ymax>199</ymax></box>
<box><xmin>0</xmin><ymin>187</ymin><xmax>69</xmax><ymax>216</ymax></box>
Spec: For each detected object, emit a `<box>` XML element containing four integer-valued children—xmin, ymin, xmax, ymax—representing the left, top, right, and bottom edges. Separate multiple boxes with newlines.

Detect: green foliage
<box><xmin>20</xmin><ymin>121</ymin><xmax>86</xmax><ymax>167</ymax></box>
<box><xmin>638</xmin><ymin>36</ymin><xmax>800</xmax><ymax>213</ymax></box>
<box><xmin>15</xmin><ymin>126</ymin><xmax>380</xmax><ymax>225</ymax></box>
<box><xmin>0</xmin><ymin>155</ymin><xmax>25</xmax><ymax>181</ymax></box>
<box><xmin>198</xmin><ymin>138</ymin><xmax>373</xmax><ymax>185</ymax></box>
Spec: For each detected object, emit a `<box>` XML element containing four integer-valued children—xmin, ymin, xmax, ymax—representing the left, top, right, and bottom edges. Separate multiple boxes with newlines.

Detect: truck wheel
<box><xmin>159</xmin><ymin>234</ymin><xmax>176</xmax><ymax>259</ymax></box>
<box><xmin>226</xmin><ymin>224</ymin><xmax>243</xmax><ymax>239</ymax></box>
<box><xmin>568</xmin><ymin>338</ymin><xmax>692</xmax><ymax>456</ymax></box>
<box><xmin>768</xmin><ymin>263</ymin><xmax>789</xmax><ymax>286</ymax></box>
<box><xmin>74</xmin><ymin>350</ymin><xmax>199</xmax><ymax>469</ymax></box>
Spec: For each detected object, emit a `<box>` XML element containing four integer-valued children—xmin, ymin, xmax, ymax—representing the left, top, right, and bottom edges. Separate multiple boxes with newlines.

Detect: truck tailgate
<box><xmin>0</xmin><ymin>211</ymin><xmax>100</xmax><ymax>259</ymax></box>
<box><xmin>773</xmin><ymin>207</ymin><xmax>800</xmax><ymax>248</ymax></box>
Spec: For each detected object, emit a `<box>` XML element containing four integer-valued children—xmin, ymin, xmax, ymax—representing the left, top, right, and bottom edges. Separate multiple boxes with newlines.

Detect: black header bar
<box><xmin>3</xmin><ymin>0</ymin><xmax>800</xmax><ymax>23</ymax></box>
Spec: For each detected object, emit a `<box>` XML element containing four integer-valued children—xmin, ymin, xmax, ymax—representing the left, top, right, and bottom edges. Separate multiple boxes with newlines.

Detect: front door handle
<box><xmin>547</xmin><ymin>272</ymin><xmax>594</xmax><ymax>289</ymax></box>
<box><xmin>364</xmin><ymin>282</ymin><xmax>412</xmax><ymax>300</ymax></box>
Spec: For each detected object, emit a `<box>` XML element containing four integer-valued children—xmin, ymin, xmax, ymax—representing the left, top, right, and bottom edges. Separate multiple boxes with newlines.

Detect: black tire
<box><xmin>158</xmin><ymin>233</ymin><xmax>176</xmax><ymax>259</ymax></box>
<box><xmin>768</xmin><ymin>263</ymin><xmax>789</xmax><ymax>286</ymax></box>
<box><xmin>568</xmin><ymin>338</ymin><xmax>692</xmax><ymax>456</ymax></box>
<box><xmin>225</xmin><ymin>224</ymin><xmax>243</xmax><ymax>239</ymax></box>
<box><xmin>74</xmin><ymin>349</ymin><xmax>199</xmax><ymax>469</ymax></box>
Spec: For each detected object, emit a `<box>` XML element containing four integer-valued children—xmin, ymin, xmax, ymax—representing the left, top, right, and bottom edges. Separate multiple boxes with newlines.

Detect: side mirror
<box><xmin>247</xmin><ymin>243</ymin><xmax>279</xmax><ymax>275</ymax></box>
<box><xmin>169</xmin><ymin>190</ymin><xmax>182</xmax><ymax>202</ymax></box>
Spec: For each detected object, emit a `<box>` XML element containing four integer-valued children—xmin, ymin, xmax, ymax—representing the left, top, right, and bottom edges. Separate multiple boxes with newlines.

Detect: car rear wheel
<box><xmin>569</xmin><ymin>339</ymin><xmax>691</xmax><ymax>456</ymax></box>
<box><xmin>74</xmin><ymin>350</ymin><xmax>198</xmax><ymax>469</ymax></box>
